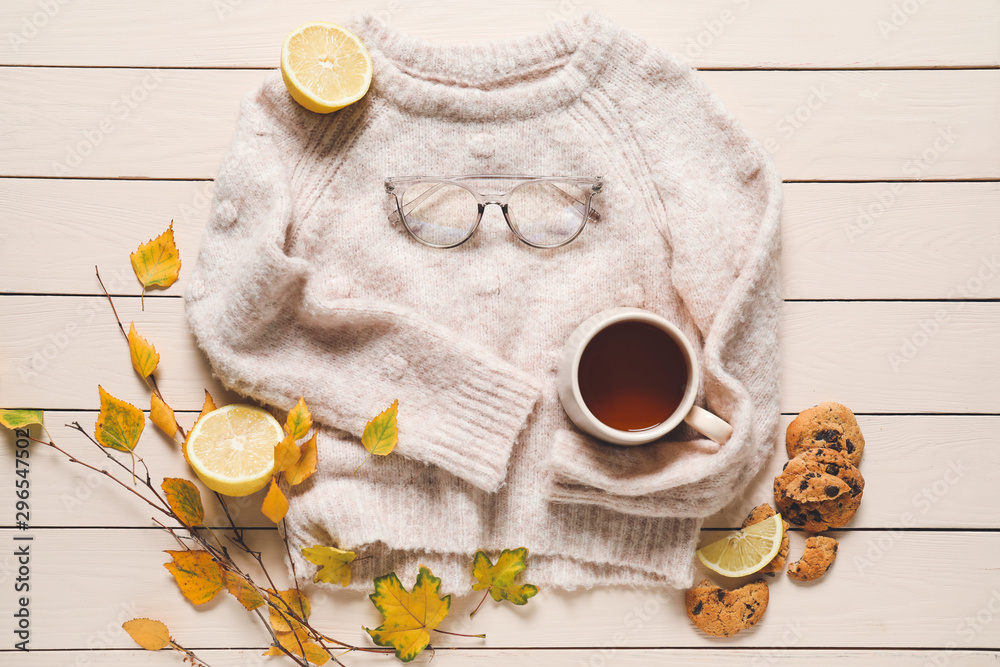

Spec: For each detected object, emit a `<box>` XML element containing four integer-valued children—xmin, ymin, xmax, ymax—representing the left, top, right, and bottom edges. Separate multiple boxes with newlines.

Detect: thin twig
<box><xmin>34</xmin><ymin>430</ymin><xmax>169</xmax><ymax>517</ymax></box>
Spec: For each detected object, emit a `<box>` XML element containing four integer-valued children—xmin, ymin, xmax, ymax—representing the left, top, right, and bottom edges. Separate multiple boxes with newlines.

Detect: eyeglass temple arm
<box><xmin>386</xmin><ymin>182</ymin><xmax>448</xmax><ymax>223</ymax></box>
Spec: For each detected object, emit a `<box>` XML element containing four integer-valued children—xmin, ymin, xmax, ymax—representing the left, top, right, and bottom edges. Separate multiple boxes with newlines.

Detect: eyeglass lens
<box><xmin>400</xmin><ymin>180</ymin><xmax>591</xmax><ymax>247</ymax></box>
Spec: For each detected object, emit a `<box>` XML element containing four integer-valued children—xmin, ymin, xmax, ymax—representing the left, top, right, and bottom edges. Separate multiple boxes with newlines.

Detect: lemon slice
<box><xmin>696</xmin><ymin>513</ymin><xmax>784</xmax><ymax>577</ymax></box>
<box><xmin>280</xmin><ymin>22</ymin><xmax>373</xmax><ymax>114</ymax></box>
<box><xmin>184</xmin><ymin>404</ymin><xmax>282</xmax><ymax>497</ymax></box>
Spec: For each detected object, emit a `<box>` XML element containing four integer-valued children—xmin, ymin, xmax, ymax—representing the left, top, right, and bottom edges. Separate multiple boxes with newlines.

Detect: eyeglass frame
<box><xmin>384</xmin><ymin>174</ymin><xmax>603</xmax><ymax>249</ymax></box>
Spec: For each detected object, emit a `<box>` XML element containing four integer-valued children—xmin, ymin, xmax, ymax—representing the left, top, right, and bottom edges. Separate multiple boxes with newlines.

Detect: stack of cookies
<box><xmin>685</xmin><ymin>402</ymin><xmax>867</xmax><ymax>637</ymax></box>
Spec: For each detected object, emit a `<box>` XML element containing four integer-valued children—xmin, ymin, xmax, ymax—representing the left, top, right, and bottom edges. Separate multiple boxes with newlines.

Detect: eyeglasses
<box><xmin>385</xmin><ymin>175</ymin><xmax>603</xmax><ymax>248</ymax></box>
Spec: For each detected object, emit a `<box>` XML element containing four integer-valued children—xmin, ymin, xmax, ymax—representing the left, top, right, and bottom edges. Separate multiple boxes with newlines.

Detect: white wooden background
<box><xmin>1</xmin><ymin>1</ymin><xmax>999</xmax><ymax>665</ymax></box>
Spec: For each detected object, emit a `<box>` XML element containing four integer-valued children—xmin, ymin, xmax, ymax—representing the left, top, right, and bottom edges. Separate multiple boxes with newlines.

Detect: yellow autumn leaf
<box><xmin>261</xmin><ymin>478</ymin><xmax>288</xmax><ymax>523</ymax></box>
<box><xmin>127</xmin><ymin>322</ymin><xmax>159</xmax><ymax>378</ymax></box>
<box><xmin>364</xmin><ymin>565</ymin><xmax>452</xmax><ymax>662</ymax></box>
<box><xmin>161</xmin><ymin>477</ymin><xmax>204</xmax><ymax>527</ymax></box>
<box><xmin>301</xmin><ymin>544</ymin><xmax>356</xmax><ymax>587</ymax></box>
<box><xmin>130</xmin><ymin>221</ymin><xmax>181</xmax><ymax>308</ymax></box>
<box><xmin>355</xmin><ymin>399</ymin><xmax>398</xmax><ymax>474</ymax></box>
<box><xmin>268</xmin><ymin>588</ymin><xmax>311</xmax><ymax>633</ymax></box>
<box><xmin>285</xmin><ymin>395</ymin><xmax>312</xmax><ymax>440</ymax></box>
<box><xmin>470</xmin><ymin>547</ymin><xmax>539</xmax><ymax>617</ymax></box>
<box><xmin>285</xmin><ymin>432</ymin><xmax>316</xmax><ymax>486</ymax></box>
<box><xmin>163</xmin><ymin>549</ymin><xmax>224</xmax><ymax>605</ymax></box>
<box><xmin>0</xmin><ymin>409</ymin><xmax>44</xmax><ymax>431</ymax></box>
<box><xmin>273</xmin><ymin>434</ymin><xmax>300</xmax><ymax>473</ymax></box>
<box><xmin>222</xmin><ymin>569</ymin><xmax>266</xmax><ymax>611</ymax></box>
<box><xmin>122</xmin><ymin>617</ymin><xmax>171</xmax><ymax>651</ymax></box>
<box><xmin>150</xmin><ymin>393</ymin><xmax>178</xmax><ymax>438</ymax></box>
<box><xmin>95</xmin><ymin>385</ymin><xmax>145</xmax><ymax>454</ymax></box>
<box><xmin>264</xmin><ymin>627</ymin><xmax>330</xmax><ymax>665</ymax></box>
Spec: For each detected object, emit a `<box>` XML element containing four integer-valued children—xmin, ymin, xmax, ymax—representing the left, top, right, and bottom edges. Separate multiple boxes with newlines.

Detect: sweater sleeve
<box><xmin>544</xmin><ymin>47</ymin><xmax>782</xmax><ymax>517</ymax></box>
<box><xmin>184</xmin><ymin>92</ymin><xmax>542</xmax><ymax>493</ymax></box>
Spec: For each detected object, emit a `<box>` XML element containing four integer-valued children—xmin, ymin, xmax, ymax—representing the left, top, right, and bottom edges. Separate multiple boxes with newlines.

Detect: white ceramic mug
<box><xmin>556</xmin><ymin>307</ymin><xmax>733</xmax><ymax>446</ymax></box>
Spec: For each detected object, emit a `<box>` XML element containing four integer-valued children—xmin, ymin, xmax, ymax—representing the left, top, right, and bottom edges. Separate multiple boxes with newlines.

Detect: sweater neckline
<box><xmin>346</xmin><ymin>12</ymin><xmax>621</xmax><ymax>121</ymax></box>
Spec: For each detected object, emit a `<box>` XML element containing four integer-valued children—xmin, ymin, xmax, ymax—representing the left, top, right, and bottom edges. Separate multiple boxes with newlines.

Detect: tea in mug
<box><xmin>576</xmin><ymin>320</ymin><xmax>688</xmax><ymax>432</ymax></box>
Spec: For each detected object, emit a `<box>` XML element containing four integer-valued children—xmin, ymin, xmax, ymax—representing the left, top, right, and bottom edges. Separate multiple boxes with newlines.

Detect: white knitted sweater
<box><xmin>184</xmin><ymin>11</ymin><xmax>782</xmax><ymax>592</ymax></box>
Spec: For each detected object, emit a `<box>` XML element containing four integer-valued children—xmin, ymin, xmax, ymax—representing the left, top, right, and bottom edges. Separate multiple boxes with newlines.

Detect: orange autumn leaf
<box><xmin>182</xmin><ymin>390</ymin><xmax>217</xmax><ymax>461</ymax></box>
<box><xmin>161</xmin><ymin>477</ymin><xmax>204</xmax><ymax>527</ymax></box>
<box><xmin>130</xmin><ymin>221</ymin><xmax>181</xmax><ymax>308</ymax></box>
<box><xmin>150</xmin><ymin>393</ymin><xmax>178</xmax><ymax>438</ymax></box>
<box><xmin>273</xmin><ymin>434</ymin><xmax>300</xmax><ymax>473</ymax></box>
<box><xmin>95</xmin><ymin>385</ymin><xmax>145</xmax><ymax>455</ymax></box>
<box><xmin>285</xmin><ymin>395</ymin><xmax>312</xmax><ymax>440</ymax></box>
<box><xmin>261</xmin><ymin>478</ymin><xmax>288</xmax><ymax>523</ymax></box>
<box><xmin>127</xmin><ymin>322</ymin><xmax>159</xmax><ymax>378</ymax></box>
<box><xmin>268</xmin><ymin>588</ymin><xmax>311</xmax><ymax>633</ymax></box>
<box><xmin>285</xmin><ymin>432</ymin><xmax>317</xmax><ymax>486</ymax></box>
<box><xmin>222</xmin><ymin>569</ymin><xmax>266</xmax><ymax>611</ymax></box>
<box><xmin>163</xmin><ymin>549</ymin><xmax>224</xmax><ymax>605</ymax></box>
<box><xmin>199</xmin><ymin>389</ymin><xmax>217</xmax><ymax>418</ymax></box>
<box><xmin>122</xmin><ymin>617</ymin><xmax>171</xmax><ymax>651</ymax></box>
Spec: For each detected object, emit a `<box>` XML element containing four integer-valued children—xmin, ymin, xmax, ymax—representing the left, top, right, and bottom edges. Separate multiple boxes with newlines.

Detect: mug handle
<box><xmin>683</xmin><ymin>405</ymin><xmax>733</xmax><ymax>444</ymax></box>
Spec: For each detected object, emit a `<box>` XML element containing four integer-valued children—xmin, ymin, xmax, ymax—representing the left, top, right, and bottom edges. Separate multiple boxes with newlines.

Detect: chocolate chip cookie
<box><xmin>742</xmin><ymin>504</ymin><xmax>789</xmax><ymax>576</ymax></box>
<box><xmin>787</xmin><ymin>536</ymin><xmax>839</xmax><ymax>581</ymax></box>
<box><xmin>685</xmin><ymin>578</ymin><xmax>769</xmax><ymax>637</ymax></box>
<box><xmin>774</xmin><ymin>447</ymin><xmax>864</xmax><ymax>532</ymax></box>
<box><xmin>786</xmin><ymin>402</ymin><xmax>865</xmax><ymax>467</ymax></box>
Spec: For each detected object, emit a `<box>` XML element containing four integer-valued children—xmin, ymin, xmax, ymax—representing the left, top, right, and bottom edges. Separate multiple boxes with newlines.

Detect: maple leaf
<box><xmin>122</xmin><ymin>618</ymin><xmax>171</xmax><ymax>651</ymax></box>
<box><xmin>161</xmin><ymin>477</ymin><xmax>204</xmax><ymax>526</ymax></box>
<box><xmin>273</xmin><ymin>434</ymin><xmax>300</xmax><ymax>473</ymax></box>
<box><xmin>364</xmin><ymin>565</ymin><xmax>451</xmax><ymax>662</ymax></box>
<box><xmin>301</xmin><ymin>545</ymin><xmax>356</xmax><ymax>587</ymax></box>
<box><xmin>127</xmin><ymin>322</ymin><xmax>159</xmax><ymax>378</ymax></box>
<box><xmin>285</xmin><ymin>432</ymin><xmax>317</xmax><ymax>486</ymax></box>
<box><xmin>285</xmin><ymin>395</ymin><xmax>312</xmax><ymax>440</ymax></box>
<box><xmin>355</xmin><ymin>399</ymin><xmax>398</xmax><ymax>474</ymax></box>
<box><xmin>470</xmin><ymin>547</ymin><xmax>538</xmax><ymax>617</ymax></box>
<box><xmin>222</xmin><ymin>569</ymin><xmax>266</xmax><ymax>611</ymax></box>
<box><xmin>150</xmin><ymin>393</ymin><xmax>178</xmax><ymax>438</ymax></box>
<box><xmin>130</xmin><ymin>221</ymin><xmax>181</xmax><ymax>309</ymax></box>
<box><xmin>268</xmin><ymin>588</ymin><xmax>311</xmax><ymax>633</ymax></box>
<box><xmin>163</xmin><ymin>549</ymin><xmax>224</xmax><ymax>605</ymax></box>
<box><xmin>261</xmin><ymin>478</ymin><xmax>288</xmax><ymax>523</ymax></box>
<box><xmin>0</xmin><ymin>409</ymin><xmax>43</xmax><ymax>431</ymax></box>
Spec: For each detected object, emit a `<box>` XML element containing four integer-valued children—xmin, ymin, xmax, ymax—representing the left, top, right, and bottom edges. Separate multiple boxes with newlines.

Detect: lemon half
<box><xmin>696</xmin><ymin>513</ymin><xmax>784</xmax><ymax>578</ymax></box>
<box><xmin>280</xmin><ymin>22</ymin><xmax>373</xmax><ymax>114</ymax></box>
<box><xmin>184</xmin><ymin>404</ymin><xmax>282</xmax><ymax>497</ymax></box>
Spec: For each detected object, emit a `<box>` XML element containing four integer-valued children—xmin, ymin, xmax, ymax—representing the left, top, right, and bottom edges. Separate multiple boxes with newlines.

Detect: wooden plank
<box><xmin>2</xmin><ymin>415</ymin><xmax>996</xmax><ymax>530</ymax></box>
<box><xmin>3</xmin><ymin>179</ymin><xmax>999</xmax><ymax>299</ymax></box>
<box><xmin>2</xmin><ymin>297</ymin><xmax>998</xmax><ymax>413</ymax></box>
<box><xmin>0</xmin><ymin>528</ymin><xmax>996</xmax><ymax>649</ymax></box>
<box><xmin>0</xmin><ymin>0</ymin><xmax>997</xmax><ymax>68</ymax></box>
<box><xmin>6</xmin><ymin>649</ymin><xmax>999</xmax><ymax>666</ymax></box>
<box><xmin>0</xmin><ymin>68</ymin><xmax>997</xmax><ymax>180</ymax></box>
<box><xmin>783</xmin><ymin>182</ymin><xmax>1000</xmax><ymax>299</ymax></box>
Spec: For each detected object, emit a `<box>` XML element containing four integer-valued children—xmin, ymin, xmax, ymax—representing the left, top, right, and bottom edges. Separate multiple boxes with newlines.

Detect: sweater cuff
<box><xmin>400</xmin><ymin>356</ymin><xmax>544</xmax><ymax>493</ymax></box>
